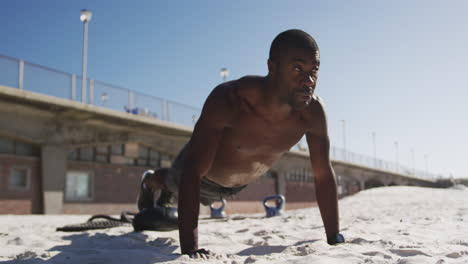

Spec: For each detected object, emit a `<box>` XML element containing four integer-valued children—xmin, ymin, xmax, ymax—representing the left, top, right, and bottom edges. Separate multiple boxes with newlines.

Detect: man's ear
<box><xmin>267</xmin><ymin>59</ymin><xmax>275</xmax><ymax>75</ymax></box>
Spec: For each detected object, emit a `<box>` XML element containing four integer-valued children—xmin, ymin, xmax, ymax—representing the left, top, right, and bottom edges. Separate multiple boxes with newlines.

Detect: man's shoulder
<box><xmin>234</xmin><ymin>75</ymin><xmax>265</xmax><ymax>103</ymax></box>
<box><xmin>301</xmin><ymin>94</ymin><xmax>327</xmax><ymax>124</ymax></box>
<box><xmin>302</xmin><ymin>94</ymin><xmax>326</xmax><ymax>114</ymax></box>
<box><xmin>212</xmin><ymin>76</ymin><xmax>264</xmax><ymax>105</ymax></box>
<box><xmin>202</xmin><ymin>76</ymin><xmax>261</xmax><ymax>120</ymax></box>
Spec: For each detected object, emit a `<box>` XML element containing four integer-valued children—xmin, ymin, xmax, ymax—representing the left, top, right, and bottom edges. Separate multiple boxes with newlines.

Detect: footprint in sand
<box><xmin>348</xmin><ymin>237</ymin><xmax>395</xmax><ymax>247</ymax></box>
<box><xmin>244</xmin><ymin>238</ymin><xmax>266</xmax><ymax>246</ymax></box>
<box><xmin>450</xmin><ymin>240</ymin><xmax>468</xmax><ymax>247</ymax></box>
<box><xmin>7</xmin><ymin>237</ymin><xmax>24</xmax><ymax>245</ymax></box>
<box><xmin>291</xmin><ymin>245</ymin><xmax>316</xmax><ymax>256</ymax></box>
<box><xmin>253</xmin><ymin>230</ymin><xmax>269</xmax><ymax>236</ymax></box>
<box><xmin>446</xmin><ymin>250</ymin><xmax>468</xmax><ymax>259</ymax></box>
<box><xmin>389</xmin><ymin>249</ymin><xmax>431</xmax><ymax>257</ymax></box>
<box><xmin>149</xmin><ymin>237</ymin><xmax>177</xmax><ymax>247</ymax></box>
<box><xmin>15</xmin><ymin>251</ymin><xmax>38</xmax><ymax>260</ymax></box>
<box><xmin>361</xmin><ymin>251</ymin><xmax>392</xmax><ymax>260</ymax></box>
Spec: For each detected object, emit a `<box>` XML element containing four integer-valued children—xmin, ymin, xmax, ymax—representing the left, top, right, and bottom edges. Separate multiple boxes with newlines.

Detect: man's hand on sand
<box><xmin>187</xmin><ymin>248</ymin><xmax>214</xmax><ymax>259</ymax></box>
<box><xmin>327</xmin><ymin>233</ymin><xmax>345</xmax><ymax>245</ymax></box>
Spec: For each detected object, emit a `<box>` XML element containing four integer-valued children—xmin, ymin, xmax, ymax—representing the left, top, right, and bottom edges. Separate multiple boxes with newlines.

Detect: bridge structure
<box><xmin>0</xmin><ymin>54</ymin><xmax>440</xmax><ymax>215</ymax></box>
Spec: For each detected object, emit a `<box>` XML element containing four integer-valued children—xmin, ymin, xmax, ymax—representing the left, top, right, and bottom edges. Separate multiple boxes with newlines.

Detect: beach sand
<box><xmin>1</xmin><ymin>185</ymin><xmax>467</xmax><ymax>263</ymax></box>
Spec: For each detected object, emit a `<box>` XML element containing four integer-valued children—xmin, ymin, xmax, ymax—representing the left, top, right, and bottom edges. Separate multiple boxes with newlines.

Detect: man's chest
<box><xmin>226</xmin><ymin>113</ymin><xmax>308</xmax><ymax>154</ymax></box>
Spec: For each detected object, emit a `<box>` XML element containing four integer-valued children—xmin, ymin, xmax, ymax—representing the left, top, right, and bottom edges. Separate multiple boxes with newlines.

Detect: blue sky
<box><xmin>1</xmin><ymin>0</ymin><xmax>467</xmax><ymax>178</ymax></box>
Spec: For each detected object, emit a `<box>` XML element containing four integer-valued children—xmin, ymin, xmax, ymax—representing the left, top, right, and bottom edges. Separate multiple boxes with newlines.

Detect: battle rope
<box><xmin>56</xmin><ymin>211</ymin><xmax>136</xmax><ymax>232</ymax></box>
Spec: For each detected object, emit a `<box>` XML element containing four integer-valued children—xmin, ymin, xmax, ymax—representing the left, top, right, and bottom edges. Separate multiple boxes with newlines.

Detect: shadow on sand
<box><xmin>4</xmin><ymin>231</ymin><xmax>181</xmax><ymax>264</ymax></box>
<box><xmin>237</xmin><ymin>239</ymin><xmax>320</xmax><ymax>256</ymax></box>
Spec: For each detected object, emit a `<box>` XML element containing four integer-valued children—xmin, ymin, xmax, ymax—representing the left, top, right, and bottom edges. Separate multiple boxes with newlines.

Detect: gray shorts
<box><xmin>164</xmin><ymin>144</ymin><xmax>247</xmax><ymax>206</ymax></box>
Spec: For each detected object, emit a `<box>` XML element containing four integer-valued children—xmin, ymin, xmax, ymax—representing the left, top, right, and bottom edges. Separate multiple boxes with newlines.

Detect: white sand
<box><xmin>1</xmin><ymin>186</ymin><xmax>467</xmax><ymax>264</ymax></box>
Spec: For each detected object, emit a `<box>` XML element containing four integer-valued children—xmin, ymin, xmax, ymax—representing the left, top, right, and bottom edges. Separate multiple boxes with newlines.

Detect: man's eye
<box><xmin>294</xmin><ymin>66</ymin><xmax>302</xmax><ymax>72</ymax></box>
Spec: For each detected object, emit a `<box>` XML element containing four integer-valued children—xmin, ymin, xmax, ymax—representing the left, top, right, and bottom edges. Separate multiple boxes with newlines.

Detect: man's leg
<box><xmin>137</xmin><ymin>168</ymin><xmax>173</xmax><ymax>210</ymax></box>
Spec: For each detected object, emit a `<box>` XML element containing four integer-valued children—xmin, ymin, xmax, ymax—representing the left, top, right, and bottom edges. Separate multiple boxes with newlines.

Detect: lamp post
<box><xmin>220</xmin><ymin>68</ymin><xmax>229</xmax><ymax>82</ymax></box>
<box><xmin>372</xmin><ymin>131</ymin><xmax>377</xmax><ymax>167</ymax></box>
<box><xmin>424</xmin><ymin>154</ymin><xmax>429</xmax><ymax>178</ymax></box>
<box><xmin>341</xmin><ymin>120</ymin><xmax>346</xmax><ymax>160</ymax></box>
<box><xmin>80</xmin><ymin>9</ymin><xmax>92</xmax><ymax>103</ymax></box>
<box><xmin>394</xmin><ymin>141</ymin><xmax>399</xmax><ymax>173</ymax></box>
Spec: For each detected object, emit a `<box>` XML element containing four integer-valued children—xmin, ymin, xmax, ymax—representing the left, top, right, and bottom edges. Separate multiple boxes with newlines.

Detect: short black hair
<box><xmin>269</xmin><ymin>29</ymin><xmax>319</xmax><ymax>60</ymax></box>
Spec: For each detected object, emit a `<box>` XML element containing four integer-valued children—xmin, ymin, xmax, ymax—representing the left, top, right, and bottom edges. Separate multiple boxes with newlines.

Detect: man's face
<box><xmin>271</xmin><ymin>48</ymin><xmax>320</xmax><ymax>110</ymax></box>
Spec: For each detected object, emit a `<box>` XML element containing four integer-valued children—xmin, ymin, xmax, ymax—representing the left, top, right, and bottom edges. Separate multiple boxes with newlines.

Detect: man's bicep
<box><xmin>183</xmin><ymin>85</ymin><xmax>234</xmax><ymax>177</ymax></box>
<box><xmin>185</xmin><ymin>123</ymin><xmax>224</xmax><ymax>177</ymax></box>
<box><xmin>305</xmin><ymin>98</ymin><xmax>334</xmax><ymax>175</ymax></box>
<box><xmin>306</xmin><ymin>132</ymin><xmax>332</xmax><ymax>170</ymax></box>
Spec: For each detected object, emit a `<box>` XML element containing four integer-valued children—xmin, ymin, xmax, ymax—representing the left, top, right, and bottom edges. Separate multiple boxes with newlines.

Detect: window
<box><xmin>111</xmin><ymin>144</ymin><xmax>124</xmax><ymax>155</ymax></box>
<box><xmin>0</xmin><ymin>138</ymin><xmax>38</xmax><ymax>156</ymax></box>
<box><xmin>149</xmin><ymin>149</ymin><xmax>160</xmax><ymax>167</ymax></box>
<box><xmin>0</xmin><ymin>138</ymin><xmax>15</xmax><ymax>154</ymax></box>
<box><xmin>287</xmin><ymin>168</ymin><xmax>313</xmax><ymax>182</ymax></box>
<box><xmin>68</xmin><ymin>149</ymin><xmax>78</xmax><ymax>160</ymax></box>
<box><xmin>79</xmin><ymin>147</ymin><xmax>94</xmax><ymax>161</ymax></box>
<box><xmin>9</xmin><ymin>168</ymin><xmax>30</xmax><ymax>191</ymax></box>
<box><xmin>15</xmin><ymin>142</ymin><xmax>34</xmax><ymax>156</ymax></box>
<box><xmin>65</xmin><ymin>171</ymin><xmax>92</xmax><ymax>201</ymax></box>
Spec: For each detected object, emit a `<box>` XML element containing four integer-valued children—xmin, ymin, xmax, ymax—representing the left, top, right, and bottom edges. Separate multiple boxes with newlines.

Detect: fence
<box><xmin>329</xmin><ymin>146</ymin><xmax>439</xmax><ymax>180</ymax></box>
<box><xmin>0</xmin><ymin>54</ymin><xmax>201</xmax><ymax>126</ymax></box>
<box><xmin>0</xmin><ymin>54</ymin><xmax>440</xmax><ymax>180</ymax></box>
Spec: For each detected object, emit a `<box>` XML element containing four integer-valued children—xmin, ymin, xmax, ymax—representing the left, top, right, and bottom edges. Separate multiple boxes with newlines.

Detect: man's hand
<box><xmin>327</xmin><ymin>233</ymin><xmax>345</xmax><ymax>245</ymax></box>
<box><xmin>186</xmin><ymin>248</ymin><xmax>214</xmax><ymax>259</ymax></box>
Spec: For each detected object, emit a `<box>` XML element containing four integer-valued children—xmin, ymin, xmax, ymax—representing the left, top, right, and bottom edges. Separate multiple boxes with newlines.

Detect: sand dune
<box><xmin>1</xmin><ymin>186</ymin><xmax>467</xmax><ymax>263</ymax></box>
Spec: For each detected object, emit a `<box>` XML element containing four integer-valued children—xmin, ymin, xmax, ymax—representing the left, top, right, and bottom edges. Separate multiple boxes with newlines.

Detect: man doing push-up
<box><xmin>137</xmin><ymin>29</ymin><xmax>345</xmax><ymax>258</ymax></box>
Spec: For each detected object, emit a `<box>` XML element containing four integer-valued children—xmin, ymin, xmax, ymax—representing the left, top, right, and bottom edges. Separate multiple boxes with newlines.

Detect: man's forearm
<box><xmin>178</xmin><ymin>174</ymin><xmax>201</xmax><ymax>254</ymax></box>
<box><xmin>315</xmin><ymin>172</ymin><xmax>339</xmax><ymax>238</ymax></box>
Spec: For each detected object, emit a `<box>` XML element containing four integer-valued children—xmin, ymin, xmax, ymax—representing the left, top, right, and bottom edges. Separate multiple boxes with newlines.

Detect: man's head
<box><xmin>267</xmin><ymin>29</ymin><xmax>320</xmax><ymax>110</ymax></box>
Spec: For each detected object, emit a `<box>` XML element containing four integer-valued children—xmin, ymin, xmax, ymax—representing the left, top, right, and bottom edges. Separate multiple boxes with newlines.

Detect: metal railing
<box><xmin>0</xmin><ymin>54</ymin><xmax>201</xmax><ymax>126</ymax></box>
<box><xmin>0</xmin><ymin>54</ymin><xmax>441</xmax><ymax>180</ymax></box>
<box><xmin>329</xmin><ymin>146</ymin><xmax>439</xmax><ymax>180</ymax></box>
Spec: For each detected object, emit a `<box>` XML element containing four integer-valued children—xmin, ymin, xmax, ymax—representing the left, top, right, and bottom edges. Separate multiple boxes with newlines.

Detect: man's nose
<box><xmin>302</xmin><ymin>74</ymin><xmax>315</xmax><ymax>87</ymax></box>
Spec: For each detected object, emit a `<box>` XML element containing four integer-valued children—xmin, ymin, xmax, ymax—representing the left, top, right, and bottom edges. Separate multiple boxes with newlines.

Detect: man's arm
<box><xmin>305</xmin><ymin>99</ymin><xmax>343</xmax><ymax>244</ymax></box>
<box><xmin>177</xmin><ymin>84</ymin><xmax>236</xmax><ymax>255</ymax></box>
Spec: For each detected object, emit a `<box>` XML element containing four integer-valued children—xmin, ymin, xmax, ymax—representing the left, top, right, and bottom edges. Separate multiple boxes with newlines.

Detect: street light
<box><xmin>220</xmin><ymin>68</ymin><xmax>229</xmax><ymax>82</ymax></box>
<box><xmin>80</xmin><ymin>9</ymin><xmax>92</xmax><ymax>103</ymax></box>
<box><xmin>424</xmin><ymin>154</ymin><xmax>429</xmax><ymax>178</ymax></box>
<box><xmin>394</xmin><ymin>141</ymin><xmax>399</xmax><ymax>173</ymax></box>
<box><xmin>341</xmin><ymin>120</ymin><xmax>346</xmax><ymax>160</ymax></box>
<box><xmin>372</xmin><ymin>131</ymin><xmax>377</xmax><ymax>166</ymax></box>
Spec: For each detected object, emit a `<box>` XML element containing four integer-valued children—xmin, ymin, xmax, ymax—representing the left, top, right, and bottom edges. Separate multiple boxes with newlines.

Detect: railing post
<box><xmin>89</xmin><ymin>79</ymin><xmax>94</xmax><ymax>104</ymax></box>
<box><xmin>81</xmin><ymin>78</ymin><xmax>86</xmax><ymax>103</ymax></box>
<box><xmin>71</xmin><ymin>74</ymin><xmax>76</xmax><ymax>100</ymax></box>
<box><xmin>128</xmin><ymin>90</ymin><xmax>133</xmax><ymax>111</ymax></box>
<box><xmin>18</xmin><ymin>60</ymin><xmax>24</xmax><ymax>90</ymax></box>
<box><xmin>166</xmin><ymin>101</ymin><xmax>171</xmax><ymax>121</ymax></box>
<box><xmin>161</xmin><ymin>100</ymin><xmax>166</xmax><ymax>120</ymax></box>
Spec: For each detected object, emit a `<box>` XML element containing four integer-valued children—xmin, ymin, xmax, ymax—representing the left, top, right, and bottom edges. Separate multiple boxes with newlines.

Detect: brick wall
<box><xmin>0</xmin><ymin>154</ymin><xmax>42</xmax><ymax>214</ymax></box>
<box><xmin>286</xmin><ymin>181</ymin><xmax>316</xmax><ymax>202</ymax></box>
<box><xmin>1</xmin><ymin>155</ymin><xmax>320</xmax><ymax>215</ymax></box>
<box><xmin>63</xmin><ymin>161</ymin><xmax>152</xmax><ymax>214</ymax></box>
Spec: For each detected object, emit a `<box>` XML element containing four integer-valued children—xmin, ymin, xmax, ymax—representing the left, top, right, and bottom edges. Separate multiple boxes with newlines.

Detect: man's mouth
<box><xmin>295</xmin><ymin>93</ymin><xmax>312</xmax><ymax>103</ymax></box>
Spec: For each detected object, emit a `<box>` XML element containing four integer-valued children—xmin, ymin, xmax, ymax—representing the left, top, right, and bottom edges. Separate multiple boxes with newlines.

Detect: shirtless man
<box><xmin>138</xmin><ymin>29</ymin><xmax>345</xmax><ymax>258</ymax></box>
